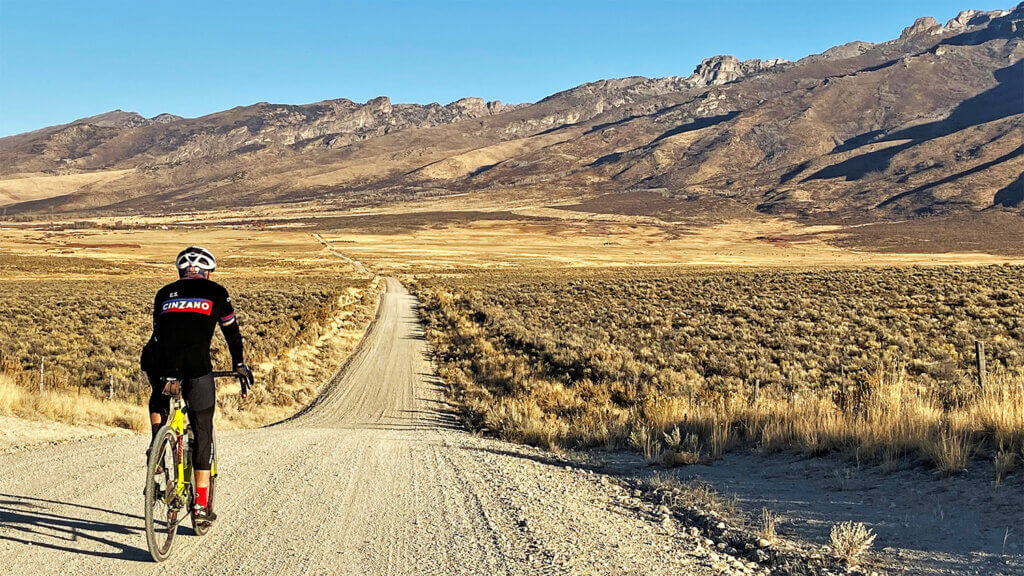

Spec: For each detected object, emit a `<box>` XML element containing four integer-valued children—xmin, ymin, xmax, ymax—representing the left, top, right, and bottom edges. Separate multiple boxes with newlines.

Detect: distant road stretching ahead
<box><xmin>0</xmin><ymin>278</ymin><xmax>718</xmax><ymax>575</ymax></box>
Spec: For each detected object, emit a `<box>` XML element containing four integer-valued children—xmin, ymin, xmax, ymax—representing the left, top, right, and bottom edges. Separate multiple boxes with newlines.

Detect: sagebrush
<box><xmin>0</xmin><ymin>274</ymin><xmax>377</xmax><ymax>424</ymax></box>
<box><xmin>416</xmin><ymin>265</ymin><xmax>1024</xmax><ymax>473</ymax></box>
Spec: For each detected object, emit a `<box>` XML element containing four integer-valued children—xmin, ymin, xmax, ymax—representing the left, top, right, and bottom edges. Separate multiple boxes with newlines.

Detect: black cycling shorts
<box><xmin>148</xmin><ymin>373</ymin><xmax>216</xmax><ymax>471</ymax></box>
<box><xmin>148</xmin><ymin>372</ymin><xmax>216</xmax><ymax>414</ymax></box>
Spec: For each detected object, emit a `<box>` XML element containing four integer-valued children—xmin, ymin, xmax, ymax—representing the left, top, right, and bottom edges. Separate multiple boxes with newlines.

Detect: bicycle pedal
<box><xmin>193</xmin><ymin>507</ymin><xmax>217</xmax><ymax>523</ymax></box>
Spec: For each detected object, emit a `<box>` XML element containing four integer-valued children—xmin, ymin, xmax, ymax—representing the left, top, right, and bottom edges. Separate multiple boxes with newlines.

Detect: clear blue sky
<box><xmin>0</xmin><ymin>0</ymin><xmax>1011</xmax><ymax>136</ymax></box>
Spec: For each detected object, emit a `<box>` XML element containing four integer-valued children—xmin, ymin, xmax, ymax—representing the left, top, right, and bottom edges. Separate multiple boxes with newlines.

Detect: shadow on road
<box><xmin>461</xmin><ymin>445</ymin><xmax>606</xmax><ymax>475</ymax></box>
<box><xmin>0</xmin><ymin>493</ymin><xmax>150</xmax><ymax>562</ymax></box>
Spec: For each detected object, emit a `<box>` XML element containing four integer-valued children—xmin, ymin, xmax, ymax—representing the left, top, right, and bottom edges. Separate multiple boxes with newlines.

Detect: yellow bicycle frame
<box><xmin>169</xmin><ymin>400</ymin><xmax>188</xmax><ymax>498</ymax></box>
<box><xmin>167</xmin><ymin>396</ymin><xmax>216</xmax><ymax>499</ymax></box>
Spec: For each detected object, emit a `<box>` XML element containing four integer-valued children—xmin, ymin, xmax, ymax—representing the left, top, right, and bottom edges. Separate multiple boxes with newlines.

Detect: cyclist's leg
<box><xmin>189</xmin><ymin>406</ymin><xmax>215</xmax><ymax>471</ymax></box>
<box><xmin>147</xmin><ymin>374</ymin><xmax>170</xmax><ymax>442</ymax></box>
<box><xmin>184</xmin><ymin>373</ymin><xmax>216</xmax><ymax>509</ymax></box>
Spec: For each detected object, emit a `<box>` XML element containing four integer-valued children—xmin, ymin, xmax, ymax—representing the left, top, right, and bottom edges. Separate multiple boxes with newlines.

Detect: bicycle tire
<box><xmin>145</xmin><ymin>426</ymin><xmax>182</xmax><ymax>562</ymax></box>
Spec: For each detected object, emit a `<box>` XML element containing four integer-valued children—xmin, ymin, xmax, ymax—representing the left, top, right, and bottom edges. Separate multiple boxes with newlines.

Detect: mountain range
<box><xmin>1</xmin><ymin>5</ymin><xmax>1021</xmax><ymax>226</ymax></box>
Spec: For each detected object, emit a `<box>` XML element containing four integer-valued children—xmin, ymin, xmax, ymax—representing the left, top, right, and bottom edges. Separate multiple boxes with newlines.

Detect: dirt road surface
<box><xmin>0</xmin><ymin>279</ymin><xmax>728</xmax><ymax>575</ymax></box>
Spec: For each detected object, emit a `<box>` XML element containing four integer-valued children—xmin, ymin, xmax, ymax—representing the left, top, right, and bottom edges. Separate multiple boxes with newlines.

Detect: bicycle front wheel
<box><xmin>145</xmin><ymin>426</ymin><xmax>182</xmax><ymax>562</ymax></box>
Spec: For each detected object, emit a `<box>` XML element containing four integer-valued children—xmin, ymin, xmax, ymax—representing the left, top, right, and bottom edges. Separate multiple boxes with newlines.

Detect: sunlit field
<box><xmin>416</xmin><ymin>265</ymin><xmax>1024</xmax><ymax>477</ymax></box>
<box><xmin>0</xmin><ymin>225</ymin><xmax>378</xmax><ymax>429</ymax></box>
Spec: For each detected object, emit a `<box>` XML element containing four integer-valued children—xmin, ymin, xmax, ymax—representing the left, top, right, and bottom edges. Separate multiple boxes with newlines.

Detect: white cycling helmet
<box><xmin>176</xmin><ymin>246</ymin><xmax>217</xmax><ymax>275</ymax></box>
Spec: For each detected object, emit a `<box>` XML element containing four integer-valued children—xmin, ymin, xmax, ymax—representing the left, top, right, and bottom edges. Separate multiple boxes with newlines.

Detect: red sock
<box><xmin>196</xmin><ymin>486</ymin><xmax>208</xmax><ymax>507</ymax></box>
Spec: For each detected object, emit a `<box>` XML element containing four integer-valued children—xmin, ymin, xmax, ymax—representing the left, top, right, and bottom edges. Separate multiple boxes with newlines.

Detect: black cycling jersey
<box><xmin>143</xmin><ymin>276</ymin><xmax>244</xmax><ymax>379</ymax></box>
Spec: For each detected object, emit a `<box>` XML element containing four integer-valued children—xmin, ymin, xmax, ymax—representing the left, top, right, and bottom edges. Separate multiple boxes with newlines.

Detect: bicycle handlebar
<box><xmin>211</xmin><ymin>370</ymin><xmax>250</xmax><ymax>398</ymax></box>
<box><xmin>160</xmin><ymin>370</ymin><xmax>253</xmax><ymax>404</ymax></box>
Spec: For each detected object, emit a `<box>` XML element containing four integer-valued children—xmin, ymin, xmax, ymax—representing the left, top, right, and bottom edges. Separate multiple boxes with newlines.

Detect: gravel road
<box><xmin>0</xmin><ymin>278</ymin><xmax>734</xmax><ymax>575</ymax></box>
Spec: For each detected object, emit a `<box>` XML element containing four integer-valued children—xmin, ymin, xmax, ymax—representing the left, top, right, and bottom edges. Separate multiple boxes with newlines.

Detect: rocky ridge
<box><xmin>0</xmin><ymin>95</ymin><xmax>522</xmax><ymax>172</ymax></box>
<box><xmin>0</xmin><ymin>3</ymin><xmax>1021</xmax><ymax>227</ymax></box>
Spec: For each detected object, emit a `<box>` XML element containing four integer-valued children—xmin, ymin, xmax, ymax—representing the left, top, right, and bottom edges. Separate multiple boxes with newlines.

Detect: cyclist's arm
<box><xmin>218</xmin><ymin>290</ymin><xmax>245</xmax><ymax>367</ymax></box>
<box><xmin>152</xmin><ymin>291</ymin><xmax>161</xmax><ymax>331</ymax></box>
<box><xmin>142</xmin><ymin>290</ymin><xmax>162</xmax><ymax>377</ymax></box>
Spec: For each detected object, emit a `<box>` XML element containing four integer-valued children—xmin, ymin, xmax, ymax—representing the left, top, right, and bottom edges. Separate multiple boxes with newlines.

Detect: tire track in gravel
<box><xmin>0</xmin><ymin>277</ymin><xmax>722</xmax><ymax>575</ymax></box>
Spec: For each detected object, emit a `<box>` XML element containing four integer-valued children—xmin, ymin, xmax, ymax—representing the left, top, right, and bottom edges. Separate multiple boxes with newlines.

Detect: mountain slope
<box><xmin>1</xmin><ymin>5</ymin><xmax>1021</xmax><ymax>223</ymax></box>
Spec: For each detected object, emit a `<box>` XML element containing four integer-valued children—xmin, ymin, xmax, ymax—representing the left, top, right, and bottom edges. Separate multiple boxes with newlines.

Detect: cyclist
<box><xmin>140</xmin><ymin>246</ymin><xmax>255</xmax><ymax>523</ymax></box>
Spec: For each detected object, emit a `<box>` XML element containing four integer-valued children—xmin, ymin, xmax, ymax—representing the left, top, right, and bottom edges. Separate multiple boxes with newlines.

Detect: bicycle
<box><xmin>143</xmin><ymin>370</ymin><xmax>249</xmax><ymax>562</ymax></box>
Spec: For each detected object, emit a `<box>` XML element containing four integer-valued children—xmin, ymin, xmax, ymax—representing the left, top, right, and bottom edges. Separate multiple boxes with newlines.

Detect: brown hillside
<box><xmin>1</xmin><ymin>4</ymin><xmax>1021</xmax><ymax>234</ymax></box>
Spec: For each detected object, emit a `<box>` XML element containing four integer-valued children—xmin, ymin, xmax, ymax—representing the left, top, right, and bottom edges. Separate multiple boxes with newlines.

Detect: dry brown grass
<box><xmin>417</xmin><ymin>265</ymin><xmax>1024</xmax><ymax>474</ymax></box>
<box><xmin>829</xmin><ymin>521</ymin><xmax>876</xmax><ymax>564</ymax></box>
<box><xmin>660</xmin><ymin>426</ymin><xmax>702</xmax><ymax>466</ymax></box>
<box><xmin>320</xmin><ymin>216</ymin><xmax>1021</xmax><ymax>274</ymax></box>
<box><xmin>0</xmin><ymin>373</ymin><xmax>149</xmax><ymax>431</ymax></box>
<box><xmin>993</xmin><ymin>441</ymin><xmax>1019</xmax><ymax>484</ymax></box>
<box><xmin>759</xmin><ymin>508</ymin><xmax>778</xmax><ymax>545</ymax></box>
<box><xmin>0</xmin><ymin>279</ymin><xmax>378</xmax><ymax>430</ymax></box>
<box><xmin>0</xmin><ymin>275</ymin><xmax>374</xmax><ymax>388</ymax></box>
<box><xmin>0</xmin><ymin>229</ymin><xmax>380</xmax><ymax>431</ymax></box>
<box><xmin>0</xmin><ymin>170</ymin><xmax>135</xmax><ymax>206</ymax></box>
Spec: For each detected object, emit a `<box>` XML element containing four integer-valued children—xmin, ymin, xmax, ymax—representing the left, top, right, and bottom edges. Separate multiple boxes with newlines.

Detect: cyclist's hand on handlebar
<box><xmin>235</xmin><ymin>363</ymin><xmax>254</xmax><ymax>398</ymax></box>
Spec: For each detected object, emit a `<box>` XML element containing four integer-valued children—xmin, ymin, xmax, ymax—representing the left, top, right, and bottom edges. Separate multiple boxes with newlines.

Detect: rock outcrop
<box><xmin>944</xmin><ymin>9</ymin><xmax>1010</xmax><ymax>31</ymax></box>
<box><xmin>813</xmin><ymin>41</ymin><xmax>876</xmax><ymax>62</ymax></box>
<box><xmin>75</xmin><ymin>110</ymin><xmax>149</xmax><ymax>129</ymax></box>
<box><xmin>900</xmin><ymin>16</ymin><xmax>942</xmax><ymax>38</ymax></box>
<box><xmin>447</xmin><ymin>97</ymin><xmax>513</xmax><ymax>117</ymax></box>
<box><xmin>149</xmin><ymin>113</ymin><xmax>184</xmax><ymax>124</ymax></box>
<box><xmin>688</xmin><ymin>55</ymin><xmax>786</xmax><ymax>87</ymax></box>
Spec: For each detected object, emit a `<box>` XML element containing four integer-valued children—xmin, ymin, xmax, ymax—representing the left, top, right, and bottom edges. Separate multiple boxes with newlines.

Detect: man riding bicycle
<box><xmin>141</xmin><ymin>246</ymin><xmax>254</xmax><ymax>523</ymax></box>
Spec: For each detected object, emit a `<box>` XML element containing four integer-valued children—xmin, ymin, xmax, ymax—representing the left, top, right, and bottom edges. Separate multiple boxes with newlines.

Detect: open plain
<box><xmin>2</xmin><ymin>4</ymin><xmax>1024</xmax><ymax>575</ymax></box>
<box><xmin>1</xmin><ymin>205</ymin><xmax>1022</xmax><ymax>575</ymax></box>
<box><xmin>0</xmin><ymin>279</ymin><xmax>782</xmax><ymax>576</ymax></box>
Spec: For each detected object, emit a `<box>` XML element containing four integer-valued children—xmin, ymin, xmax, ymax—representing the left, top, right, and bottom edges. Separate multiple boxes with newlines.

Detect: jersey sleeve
<box><xmin>152</xmin><ymin>288</ymin><xmax>163</xmax><ymax>330</ymax></box>
<box><xmin>218</xmin><ymin>287</ymin><xmax>237</xmax><ymax>327</ymax></box>
<box><xmin>144</xmin><ymin>289</ymin><xmax>163</xmax><ymax>375</ymax></box>
<box><xmin>218</xmin><ymin>285</ymin><xmax>245</xmax><ymax>365</ymax></box>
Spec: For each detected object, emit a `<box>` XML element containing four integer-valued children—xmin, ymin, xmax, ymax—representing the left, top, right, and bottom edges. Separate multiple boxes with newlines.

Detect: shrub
<box><xmin>829</xmin><ymin>521</ymin><xmax>876</xmax><ymax>563</ymax></box>
<box><xmin>416</xmin><ymin>265</ymin><xmax>1024</xmax><ymax>472</ymax></box>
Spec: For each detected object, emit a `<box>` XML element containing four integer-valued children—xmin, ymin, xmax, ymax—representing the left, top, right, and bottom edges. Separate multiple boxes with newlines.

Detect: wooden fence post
<box><xmin>752</xmin><ymin>379</ymin><xmax>760</xmax><ymax>405</ymax></box>
<box><xmin>975</xmin><ymin>340</ymin><xmax>986</xmax><ymax>389</ymax></box>
<box><xmin>39</xmin><ymin>358</ymin><xmax>44</xmax><ymax>392</ymax></box>
<box><xmin>109</xmin><ymin>374</ymin><xmax>114</xmax><ymax>400</ymax></box>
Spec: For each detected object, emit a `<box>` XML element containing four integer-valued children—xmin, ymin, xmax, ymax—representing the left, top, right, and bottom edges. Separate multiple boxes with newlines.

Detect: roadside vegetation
<box><xmin>0</xmin><ymin>267</ymin><xmax>379</xmax><ymax>429</ymax></box>
<box><xmin>416</xmin><ymin>265</ymin><xmax>1024</xmax><ymax>476</ymax></box>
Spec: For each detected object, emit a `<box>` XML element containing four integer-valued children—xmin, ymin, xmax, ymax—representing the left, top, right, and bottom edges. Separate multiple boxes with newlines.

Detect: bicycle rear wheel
<box><xmin>145</xmin><ymin>426</ymin><xmax>182</xmax><ymax>562</ymax></box>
